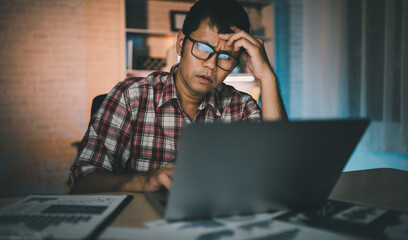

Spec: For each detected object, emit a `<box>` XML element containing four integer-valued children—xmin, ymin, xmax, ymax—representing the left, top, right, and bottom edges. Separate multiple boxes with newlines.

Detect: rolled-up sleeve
<box><xmin>241</xmin><ymin>96</ymin><xmax>262</xmax><ymax>122</ymax></box>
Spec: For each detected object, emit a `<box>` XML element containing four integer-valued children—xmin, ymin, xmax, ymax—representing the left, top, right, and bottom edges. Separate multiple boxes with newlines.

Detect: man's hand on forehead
<box><xmin>218</xmin><ymin>25</ymin><xmax>286</xmax><ymax>121</ymax></box>
<box><xmin>218</xmin><ymin>26</ymin><xmax>273</xmax><ymax>81</ymax></box>
<box><xmin>219</xmin><ymin>26</ymin><xmax>263</xmax><ymax>52</ymax></box>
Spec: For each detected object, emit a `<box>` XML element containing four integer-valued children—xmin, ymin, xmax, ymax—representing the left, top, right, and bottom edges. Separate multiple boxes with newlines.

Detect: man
<box><xmin>69</xmin><ymin>0</ymin><xmax>287</xmax><ymax>194</ymax></box>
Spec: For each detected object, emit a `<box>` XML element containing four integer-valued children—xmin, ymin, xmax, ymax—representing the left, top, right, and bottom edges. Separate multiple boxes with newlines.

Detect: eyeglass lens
<box><xmin>192</xmin><ymin>41</ymin><xmax>238</xmax><ymax>71</ymax></box>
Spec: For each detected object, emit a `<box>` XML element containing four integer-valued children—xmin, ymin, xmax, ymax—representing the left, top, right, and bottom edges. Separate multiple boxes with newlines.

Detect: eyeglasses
<box><xmin>186</xmin><ymin>35</ymin><xmax>240</xmax><ymax>72</ymax></box>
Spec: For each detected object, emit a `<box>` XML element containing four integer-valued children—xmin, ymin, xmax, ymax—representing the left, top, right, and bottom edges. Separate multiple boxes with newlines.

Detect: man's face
<box><xmin>175</xmin><ymin>19</ymin><xmax>239</xmax><ymax>98</ymax></box>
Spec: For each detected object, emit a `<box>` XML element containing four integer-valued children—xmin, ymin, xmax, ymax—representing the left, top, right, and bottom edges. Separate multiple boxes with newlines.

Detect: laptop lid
<box><xmin>147</xmin><ymin>119</ymin><xmax>369</xmax><ymax>221</ymax></box>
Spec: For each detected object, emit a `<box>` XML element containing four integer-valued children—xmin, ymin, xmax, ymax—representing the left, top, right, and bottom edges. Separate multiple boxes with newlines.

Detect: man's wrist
<box><xmin>119</xmin><ymin>173</ymin><xmax>148</xmax><ymax>192</ymax></box>
<box><xmin>141</xmin><ymin>172</ymin><xmax>152</xmax><ymax>192</ymax></box>
<box><xmin>258</xmin><ymin>69</ymin><xmax>277</xmax><ymax>86</ymax></box>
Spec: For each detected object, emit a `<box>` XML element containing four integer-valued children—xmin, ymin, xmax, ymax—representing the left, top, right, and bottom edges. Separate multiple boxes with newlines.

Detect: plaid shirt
<box><xmin>69</xmin><ymin>64</ymin><xmax>261</xmax><ymax>190</ymax></box>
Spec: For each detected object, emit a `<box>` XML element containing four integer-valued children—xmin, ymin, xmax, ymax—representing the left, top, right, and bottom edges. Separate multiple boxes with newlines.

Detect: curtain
<box><xmin>288</xmin><ymin>0</ymin><xmax>408</xmax><ymax>155</ymax></box>
<box><xmin>302</xmin><ymin>0</ymin><xmax>348</xmax><ymax>118</ymax></box>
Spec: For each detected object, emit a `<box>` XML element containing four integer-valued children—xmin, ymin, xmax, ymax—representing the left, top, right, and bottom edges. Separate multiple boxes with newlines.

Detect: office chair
<box><xmin>90</xmin><ymin>94</ymin><xmax>108</xmax><ymax>118</ymax></box>
<box><xmin>71</xmin><ymin>94</ymin><xmax>107</xmax><ymax>150</ymax></box>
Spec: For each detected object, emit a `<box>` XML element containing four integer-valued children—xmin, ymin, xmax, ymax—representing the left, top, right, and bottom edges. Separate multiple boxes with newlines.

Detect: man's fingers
<box><xmin>219</xmin><ymin>27</ymin><xmax>259</xmax><ymax>47</ymax></box>
<box><xmin>143</xmin><ymin>164</ymin><xmax>174</xmax><ymax>192</ymax></box>
<box><xmin>157</xmin><ymin>171</ymin><xmax>172</xmax><ymax>190</ymax></box>
<box><xmin>156</xmin><ymin>165</ymin><xmax>174</xmax><ymax>190</ymax></box>
<box><xmin>232</xmin><ymin>37</ymin><xmax>258</xmax><ymax>54</ymax></box>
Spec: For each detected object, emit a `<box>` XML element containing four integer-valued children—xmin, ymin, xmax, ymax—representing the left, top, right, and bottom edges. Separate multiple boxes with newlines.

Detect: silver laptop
<box><xmin>145</xmin><ymin>119</ymin><xmax>369</xmax><ymax>221</ymax></box>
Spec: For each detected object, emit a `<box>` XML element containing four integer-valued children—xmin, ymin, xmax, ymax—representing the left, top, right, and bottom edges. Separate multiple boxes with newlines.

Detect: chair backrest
<box><xmin>90</xmin><ymin>94</ymin><xmax>107</xmax><ymax>118</ymax></box>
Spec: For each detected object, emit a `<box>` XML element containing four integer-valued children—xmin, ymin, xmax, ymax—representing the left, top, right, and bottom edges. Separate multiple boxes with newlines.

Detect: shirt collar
<box><xmin>158</xmin><ymin>64</ymin><xmax>179</xmax><ymax>108</ymax></box>
<box><xmin>197</xmin><ymin>85</ymin><xmax>222</xmax><ymax>117</ymax></box>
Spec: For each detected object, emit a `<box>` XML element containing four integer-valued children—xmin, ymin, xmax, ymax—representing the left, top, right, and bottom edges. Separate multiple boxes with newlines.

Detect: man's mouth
<box><xmin>197</xmin><ymin>75</ymin><xmax>212</xmax><ymax>84</ymax></box>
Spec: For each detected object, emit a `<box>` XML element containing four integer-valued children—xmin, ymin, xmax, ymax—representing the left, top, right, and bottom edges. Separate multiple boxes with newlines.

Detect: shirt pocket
<box><xmin>137</xmin><ymin>133</ymin><xmax>176</xmax><ymax>162</ymax></box>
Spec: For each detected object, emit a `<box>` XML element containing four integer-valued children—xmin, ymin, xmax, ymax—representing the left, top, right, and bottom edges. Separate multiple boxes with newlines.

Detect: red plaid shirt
<box><xmin>69</xmin><ymin>65</ymin><xmax>261</xmax><ymax>190</ymax></box>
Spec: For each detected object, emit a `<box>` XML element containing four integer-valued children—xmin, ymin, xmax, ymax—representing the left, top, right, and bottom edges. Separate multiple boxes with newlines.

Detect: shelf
<box><xmin>126</xmin><ymin>28</ymin><xmax>273</xmax><ymax>41</ymax></box>
<box><xmin>148</xmin><ymin>0</ymin><xmax>273</xmax><ymax>6</ymax></box>
<box><xmin>126</xmin><ymin>28</ymin><xmax>176</xmax><ymax>36</ymax></box>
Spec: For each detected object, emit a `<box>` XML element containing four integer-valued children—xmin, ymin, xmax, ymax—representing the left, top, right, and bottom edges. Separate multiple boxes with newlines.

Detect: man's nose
<box><xmin>203</xmin><ymin>53</ymin><xmax>217</xmax><ymax>71</ymax></box>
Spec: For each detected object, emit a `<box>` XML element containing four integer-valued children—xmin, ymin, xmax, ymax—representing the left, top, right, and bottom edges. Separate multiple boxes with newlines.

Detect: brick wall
<box><xmin>0</xmin><ymin>0</ymin><xmax>125</xmax><ymax>197</ymax></box>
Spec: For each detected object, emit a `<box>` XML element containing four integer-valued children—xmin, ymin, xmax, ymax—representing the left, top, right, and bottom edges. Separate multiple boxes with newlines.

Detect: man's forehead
<box><xmin>190</xmin><ymin>23</ymin><xmax>236</xmax><ymax>53</ymax></box>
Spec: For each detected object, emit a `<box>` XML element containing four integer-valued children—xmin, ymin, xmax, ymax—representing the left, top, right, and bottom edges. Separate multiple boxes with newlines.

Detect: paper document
<box><xmin>99</xmin><ymin>211</ymin><xmax>362</xmax><ymax>240</ymax></box>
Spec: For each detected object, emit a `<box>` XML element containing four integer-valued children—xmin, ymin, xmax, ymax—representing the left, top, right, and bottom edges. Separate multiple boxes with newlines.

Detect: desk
<box><xmin>1</xmin><ymin>168</ymin><xmax>407</xmax><ymax>229</ymax></box>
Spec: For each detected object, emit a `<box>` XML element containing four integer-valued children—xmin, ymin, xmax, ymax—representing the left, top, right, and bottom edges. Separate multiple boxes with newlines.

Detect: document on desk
<box><xmin>0</xmin><ymin>194</ymin><xmax>132</xmax><ymax>240</ymax></box>
<box><xmin>275</xmin><ymin>199</ymin><xmax>408</xmax><ymax>240</ymax></box>
<box><xmin>99</xmin><ymin>211</ymin><xmax>363</xmax><ymax>240</ymax></box>
<box><xmin>100</xmin><ymin>200</ymin><xmax>408</xmax><ymax>240</ymax></box>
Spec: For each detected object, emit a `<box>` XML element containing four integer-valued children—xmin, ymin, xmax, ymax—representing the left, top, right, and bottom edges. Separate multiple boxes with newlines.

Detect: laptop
<box><xmin>145</xmin><ymin>119</ymin><xmax>369</xmax><ymax>221</ymax></box>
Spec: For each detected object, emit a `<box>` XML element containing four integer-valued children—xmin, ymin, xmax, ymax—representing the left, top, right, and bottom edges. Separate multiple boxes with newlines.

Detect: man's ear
<box><xmin>176</xmin><ymin>30</ymin><xmax>185</xmax><ymax>56</ymax></box>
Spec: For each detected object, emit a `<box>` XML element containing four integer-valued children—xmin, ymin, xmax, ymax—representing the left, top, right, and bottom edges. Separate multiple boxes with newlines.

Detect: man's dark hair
<box><xmin>180</xmin><ymin>0</ymin><xmax>250</xmax><ymax>55</ymax></box>
<box><xmin>182</xmin><ymin>0</ymin><xmax>250</xmax><ymax>36</ymax></box>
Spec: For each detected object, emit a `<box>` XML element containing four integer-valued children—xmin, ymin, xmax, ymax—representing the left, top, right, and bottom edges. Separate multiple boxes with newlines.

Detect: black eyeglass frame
<box><xmin>185</xmin><ymin>35</ymin><xmax>240</xmax><ymax>72</ymax></box>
